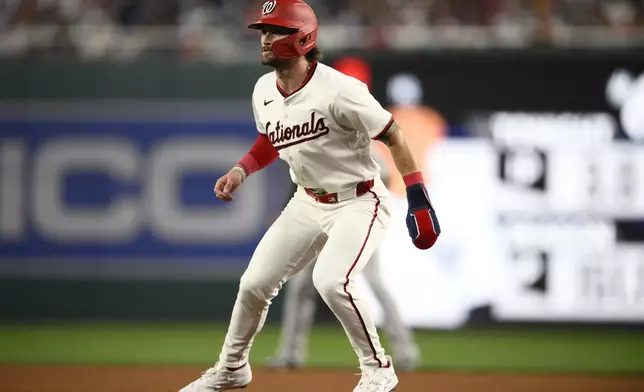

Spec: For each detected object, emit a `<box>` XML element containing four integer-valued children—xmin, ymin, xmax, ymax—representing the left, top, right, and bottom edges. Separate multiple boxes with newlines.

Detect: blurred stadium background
<box><xmin>1</xmin><ymin>0</ymin><xmax>644</xmax><ymax>391</ymax></box>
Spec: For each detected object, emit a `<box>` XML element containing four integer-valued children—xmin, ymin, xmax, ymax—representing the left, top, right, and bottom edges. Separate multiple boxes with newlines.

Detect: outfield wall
<box><xmin>1</xmin><ymin>49</ymin><xmax>644</xmax><ymax>326</ymax></box>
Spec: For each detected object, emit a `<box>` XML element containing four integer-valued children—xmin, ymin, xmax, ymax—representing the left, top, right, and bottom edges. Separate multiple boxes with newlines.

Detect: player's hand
<box><xmin>214</xmin><ymin>169</ymin><xmax>244</xmax><ymax>202</ymax></box>
<box><xmin>405</xmin><ymin>183</ymin><xmax>440</xmax><ymax>249</ymax></box>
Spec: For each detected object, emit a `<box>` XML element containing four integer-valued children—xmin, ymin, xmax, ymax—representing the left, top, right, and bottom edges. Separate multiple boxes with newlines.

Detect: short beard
<box><xmin>261</xmin><ymin>54</ymin><xmax>296</xmax><ymax>70</ymax></box>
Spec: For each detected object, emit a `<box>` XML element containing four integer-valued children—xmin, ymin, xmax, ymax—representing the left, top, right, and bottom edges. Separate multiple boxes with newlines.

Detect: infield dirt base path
<box><xmin>1</xmin><ymin>365</ymin><xmax>643</xmax><ymax>392</ymax></box>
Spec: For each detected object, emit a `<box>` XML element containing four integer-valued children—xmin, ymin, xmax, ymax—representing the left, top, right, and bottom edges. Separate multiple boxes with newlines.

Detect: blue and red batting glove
<box><xmin>403</xmin><ymin>172</ymin><xmax>440</xmax><ymax>249</ymax></box>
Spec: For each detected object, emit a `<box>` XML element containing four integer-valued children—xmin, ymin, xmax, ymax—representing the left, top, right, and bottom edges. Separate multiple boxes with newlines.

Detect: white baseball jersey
<box><xmin>252</xmin><ymin>62</ymin><xmax>394</xmax><ymax>193</ymax></box>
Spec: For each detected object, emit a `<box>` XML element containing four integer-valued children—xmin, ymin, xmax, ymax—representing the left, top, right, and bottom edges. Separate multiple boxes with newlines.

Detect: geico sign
<box><xmin>0</xmin><ymin>137</ymin><xmax>265</xmax><ymax>244</ymax></box>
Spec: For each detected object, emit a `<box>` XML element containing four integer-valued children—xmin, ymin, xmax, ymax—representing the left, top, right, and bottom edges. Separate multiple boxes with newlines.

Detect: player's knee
<box><xmin>238</xmin><ymin>273</ymin><xmax>275</xmax><ymax>306</ymax></box>
<box><xmin>312</xmin><ymin>272</ymin><xmax>343</xmax><ymax>299</ymax></box>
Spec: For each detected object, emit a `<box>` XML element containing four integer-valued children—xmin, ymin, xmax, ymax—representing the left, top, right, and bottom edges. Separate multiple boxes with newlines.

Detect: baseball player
<box><xmin>268</xmin><ymin>153</ymin><xmax>421</xmax><ymax>372</ymax></box>
<box><xmin>180</xmin><ymin>1</ymin><xmax>440</xmax><ymax>391</ymax></box>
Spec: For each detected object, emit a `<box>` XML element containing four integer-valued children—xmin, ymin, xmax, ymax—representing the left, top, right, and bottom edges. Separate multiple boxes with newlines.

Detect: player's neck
<box><xmin>275</xmin><ymin>58</ymin><xmax>311</xmax><ymax>95</ymax></box>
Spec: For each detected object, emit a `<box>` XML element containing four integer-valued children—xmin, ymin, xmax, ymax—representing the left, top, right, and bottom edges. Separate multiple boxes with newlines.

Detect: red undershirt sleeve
<box><xmin>236</xmin><ymin>134</ymin><xmax>279</xmax><ymax>177</ymax></box>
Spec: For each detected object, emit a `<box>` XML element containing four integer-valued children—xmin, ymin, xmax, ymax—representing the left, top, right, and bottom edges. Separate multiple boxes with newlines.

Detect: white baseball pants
<box><xmin>219</xmin><ymin>180</ymin><xmax>392</xmax><ymax>369</ymax></box>
<box><xmin>273</xmin><ymin>249</ymin><xmax>419</xmax><ymax>364</ymax></box>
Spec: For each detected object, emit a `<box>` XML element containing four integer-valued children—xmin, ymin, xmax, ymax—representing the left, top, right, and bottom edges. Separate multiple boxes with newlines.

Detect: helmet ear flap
<box><xmin>300</xmin><ymin>34</ymin><xmax>311</xmax><ymax>46</ymax></box>
<box><xmin>300</xmin><ymin>29</ymin><xmax>317</xmax><ymax>55</ymax></box>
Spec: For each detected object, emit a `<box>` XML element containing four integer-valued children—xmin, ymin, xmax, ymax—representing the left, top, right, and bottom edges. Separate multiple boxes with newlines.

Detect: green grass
<box><xmin>0</xmin><ymin>323</ymin><xmax>643</xmax><ymax>373</ymax></box>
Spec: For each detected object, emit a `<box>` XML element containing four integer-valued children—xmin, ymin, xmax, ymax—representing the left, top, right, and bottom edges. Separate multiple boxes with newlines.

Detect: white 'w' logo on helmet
<box><xmin>262</xmin><ymin>0</ymin><xmax>277</xmax><ymax>15</ymax></box>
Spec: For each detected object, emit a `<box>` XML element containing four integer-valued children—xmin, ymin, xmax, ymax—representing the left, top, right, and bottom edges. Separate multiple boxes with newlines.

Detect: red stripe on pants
<box><xmin>342</xmin><ymin>190</ymin><xmax>383</xmax><ymax>368</ymax></box>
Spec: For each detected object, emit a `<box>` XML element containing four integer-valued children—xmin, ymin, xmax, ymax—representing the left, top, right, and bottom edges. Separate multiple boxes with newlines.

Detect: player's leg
<box><xmin>362</xmin><ymin>252</ymin><xmax>421</xmax><ymax>371</ymax></box>
<box><xmin>312</xmin><ymin>192</ymin><xmax>393</xmax><ymax>370</ymax></box>
<box><xmin>181</xmin><ymin>196</ymin><xmax>324</xmax><ymax>390</ymax></box>
<box><xmin>218</xmin><ymin>197</ymin><xmax>324</xmax><ymax>370</ymax></box>
<box><xmin>181</xmin><ymin>195</ymin><xmax>325</xmax><ymax>391</ymax></box>
<box><xmin>270</xmin><ymin>249</ymin><xmax>319</xmax><ymax>367</ymax></box>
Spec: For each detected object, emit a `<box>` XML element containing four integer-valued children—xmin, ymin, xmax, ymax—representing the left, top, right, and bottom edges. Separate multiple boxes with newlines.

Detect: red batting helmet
<box><xmin>248</xmin><ymin>0</ymin><xmax>318</xmax><ymax>59</ymax></box>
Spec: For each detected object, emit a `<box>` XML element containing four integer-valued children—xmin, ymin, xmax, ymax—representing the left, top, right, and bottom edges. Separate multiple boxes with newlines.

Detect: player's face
<box><xmin>260</xmin><ymin>25</ymin><xmax>293</xmax><ymax>67</ymax></box>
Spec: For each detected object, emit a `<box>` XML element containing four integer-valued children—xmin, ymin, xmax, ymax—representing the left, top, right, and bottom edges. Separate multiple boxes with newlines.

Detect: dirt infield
<box><xmin>1</xmin><ymin>365</ymin><xmax>643</xmax><ymax>392</ymax></box>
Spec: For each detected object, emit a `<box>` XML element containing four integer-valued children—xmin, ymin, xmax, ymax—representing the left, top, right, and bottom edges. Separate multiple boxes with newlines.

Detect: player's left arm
<box><xmin>377</xmin><ymin>122</ymin><xmax>441</xmax><ymax>249</ymax></box>
<box><xmin>376</xmin><ymin>121</ymin><xmax>418</xmax><ymax>177</ymax></box>
<box><xmin>332</xmin><ymin>79</ymin><xmax>440</xmax><ymax>249</ymax></box>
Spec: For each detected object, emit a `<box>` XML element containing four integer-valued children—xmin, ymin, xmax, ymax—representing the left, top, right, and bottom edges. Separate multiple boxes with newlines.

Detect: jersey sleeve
<box><xmin>332</xmin><ymin>79</ymin><xmax>394</xmax><ymax>140</ymax></box>
<box><xmin>252</xmin><ymin>83</ymin><xmax>266</xmax><ymax>135</ymax></box>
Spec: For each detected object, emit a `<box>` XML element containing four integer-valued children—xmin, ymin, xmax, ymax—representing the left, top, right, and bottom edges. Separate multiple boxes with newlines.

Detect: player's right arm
<box><xmin>214</xmin><ymin>83</ymin><xmax>279</xmax><ymax>202</ymax></box>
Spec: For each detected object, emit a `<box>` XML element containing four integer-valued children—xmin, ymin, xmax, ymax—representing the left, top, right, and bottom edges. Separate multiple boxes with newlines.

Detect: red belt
<box><xmin>305</xmin><ymin>179</ymin><xmax>375</xmax><ymax>204</ymax></box>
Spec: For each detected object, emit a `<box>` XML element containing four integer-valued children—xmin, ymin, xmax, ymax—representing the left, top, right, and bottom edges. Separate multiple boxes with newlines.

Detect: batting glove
<box><xmin>404</xmin><ymin>172</ymin><xmax>440</xmax><ymax>249</ymax></box>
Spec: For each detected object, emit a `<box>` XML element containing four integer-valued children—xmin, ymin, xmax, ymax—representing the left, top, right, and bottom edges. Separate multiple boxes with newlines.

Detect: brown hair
<box><xmin>305</xmin><ymin>47</ymin><xmax>323</xmax><ymax>62</ymax></box>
